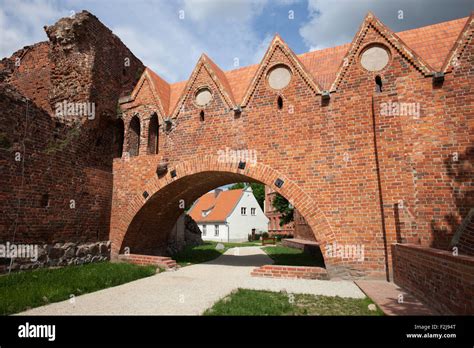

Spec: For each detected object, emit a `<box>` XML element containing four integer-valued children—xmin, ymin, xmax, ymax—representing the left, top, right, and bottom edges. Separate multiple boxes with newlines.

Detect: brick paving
<box><xmin>355</xmin><ymin>280</ymin><xmax>438</xmax><ymax>315</ymax></box>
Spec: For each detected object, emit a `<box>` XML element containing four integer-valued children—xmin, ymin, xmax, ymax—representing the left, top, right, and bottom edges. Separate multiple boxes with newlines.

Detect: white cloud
<box><xmin>176</xmin><ymin>0</ymin><xmax>271</xmax><ymax>74</ymax></box>
<box><xmin>0</xmin><ymin>0</ymin><xmax>65</xmax><ymax>58</ymax></box>
<box><xmin>0</xmin><ymin>0</ymin><xmax>294</xmax><ymax>83</ymax></box>
<box><xmin>252</xmin><ymin>33</ymin><xmax>273</xmax><ymax>64</ymax></box>
<box><xmin>182</xmin><ymin>0</ymin><xmax>268</xmax><ymax>23</ymax></box>
<box><xmin>109</xmin><ymin>1</ymin><xmax>267</xmax><ymax>82</ymax></box>
<box><xmin>299</xmin><ymin>0</ymin><xmax>473</xmax><ymax>51</ymax></box>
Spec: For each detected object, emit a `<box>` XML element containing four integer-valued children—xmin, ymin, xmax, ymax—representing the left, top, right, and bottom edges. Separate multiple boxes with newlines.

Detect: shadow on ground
<box><xmin>204</xmin><ymin>253</ymin><xmax>273</xmax><ymax>267</ymax></box>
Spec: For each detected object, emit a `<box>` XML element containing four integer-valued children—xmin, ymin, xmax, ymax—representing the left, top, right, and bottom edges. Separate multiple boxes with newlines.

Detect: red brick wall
<box><xmin>117</xmin><ymin>253</ymin><xmax>176</xmax><ymax>269</ymax></box>
<box><xmin>393</xmin><ymin>244</ymin><xmax>474</xmax><ymax>315</ymax></box>
<box><xmin>458</xmin><ymin>216</ymin><xmax>474</xmax><ymax>256</ymax></box>
<box><xmin>0</xmin><ymin>86</ymin><xmax>113</xmax><ymax>245</ymax></box>
<box><xmin>0</xmin><ymin>11</ymin><xmax>144</xmax><ymax>271</ymax></box>
<box><xmin>251</xmin><ymin>265</ymin><xmax>329</xmax><ymax>280</ymax></box>
<box><xmin>110</xmin><ymin>18</ymin><xmax>473</xmax><ymax>278</ymax></box>
<box><xmin>0</xmin><ymin>42</ymin><xmax>52</xmax><ymax>113</ymax></box>
<box><xmin>1</xmin><ymin>11</ymin><xmax>472</xmax><ymax>282</ymax></box>
<box><xmin>264</xmin><ymin>186</ymin><xmax>294</xmax><ymax>235</ymax></box>
<box><xmin>293</xmin><ymin>210</ymin><xmax>315</xmax><ymax>241</ymax></box>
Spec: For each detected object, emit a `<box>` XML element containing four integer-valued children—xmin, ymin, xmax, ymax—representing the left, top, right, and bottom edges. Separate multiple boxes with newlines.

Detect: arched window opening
<box><xmin>375</xmin><ymin>75</ymin><xmax>383</xmax><ymax>93</ymax></box>
<box><xmin>40</xmin><ymin>193</ymin><xmax>49</xmax><ymax>208</ymax></box>
<box><xmin>148</xmin><ymin>113</ymin><xmax>159</xmax><ymax>154</ymax></box>
<box><xmin>200</xmin><ymin>110</ymin><xmax>205</xmax><ymax>122</ymax></box>
<box><xmin>129</xmin><ymin>116</ymin><xmax>140</xmax><ymax>157</ymax></box>
<box><xmin>113</xmin><ymin>118</ymin><xmax>124</xmax><ymax>158</ymax></box>
<box><xmin>277</xmin><ymin>96</ymin><xmax>283</xmax><ymax>110</ymax></box>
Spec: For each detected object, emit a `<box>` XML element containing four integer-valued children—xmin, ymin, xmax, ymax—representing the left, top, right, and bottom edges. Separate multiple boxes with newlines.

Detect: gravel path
<box><xmin>18</xmin><ymin>246</ymin><xmax>365</xmax><ymax>315</ymax></box>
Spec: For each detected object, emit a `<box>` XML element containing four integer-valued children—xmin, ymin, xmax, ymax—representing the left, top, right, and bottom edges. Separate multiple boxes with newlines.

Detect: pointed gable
<box><xmin>398</xmin><ymin>17</ymin><xmax>468</xmax><ymax>71</ymax></box>
<box><xmin>128</xmin><ymin>67</ymin><xmax>170</xmax><ymax>116</ymax></box>
<box><xmin>441</xmin><ymin>13</ymin><xmax>473</xmax><ymax>72</ymax></box>
<box><xmin>203</xmin><ymin>54</ymin><xmax>236</xmax><ymax>105</ymax></box>
<box><xmin>170</xmin><ymin>54</ymin><xmax>236</xmax><ymax>118</ymax></box>
<box><xmin>241</xmin><ymin>34</ymin><xmax>324</xmax><ymax>107</ymax></box>
<box><xmin>127</xmin><ymin>15</ymin><xmax>469</xmax><ymax>114</ymax></box>
<box><xmin>330</xmin><ymin>12</ymin><xmax>437</xmax><ymax>91</ymax></box>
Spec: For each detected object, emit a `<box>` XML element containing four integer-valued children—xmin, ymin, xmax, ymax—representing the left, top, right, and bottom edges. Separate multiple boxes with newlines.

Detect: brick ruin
<box><xmin>0</xmin><ymin>10</ymin><xmax>472</xmax><ymax>314</ymax></box>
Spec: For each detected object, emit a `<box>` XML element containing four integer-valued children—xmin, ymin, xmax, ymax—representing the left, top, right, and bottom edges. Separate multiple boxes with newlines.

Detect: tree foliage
<box><xmin>272</xmin><ymin>193</ymin><xmax>294</xmax><ymax>226</ymax></box>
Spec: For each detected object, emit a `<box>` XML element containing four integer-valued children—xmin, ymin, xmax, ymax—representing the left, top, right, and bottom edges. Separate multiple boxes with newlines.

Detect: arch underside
<box><xmin>121</xmin><ymin>171</ymin><xmax>260</xmax><ymax>254</ymax></box>
<box><xmin>111</xmin><ymin>156</ymin><xmax>346</xmax><ymax>275</ymax></box>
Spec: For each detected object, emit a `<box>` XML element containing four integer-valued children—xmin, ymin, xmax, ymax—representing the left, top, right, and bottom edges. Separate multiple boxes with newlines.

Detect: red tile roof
<box><xmin>396</xmin><ymin>17</ymin><xmax>468</xmax><ymax>71</ymax></box>
<box><xmin>203</xmin><ymin>54</ymin><xmax>236</xmax><ymax>104</ymax></box>
<box><xmin>224</xmin><ymin>64</ymin><xmax>259</xmax><ymax>106</ymax></box>
<box><xmin>145</xmin><ymin>67</ymin><xmax>170</xmax><ymax>113</ymax></box>
<box><xmin>143</xmin><ymin>16</ymin><xmax>468</xmax><ymax>114</ymax></box>
<box><xmin>298</xmin><ymin>43</ymin><xmax>351</xmax><ymax>90</ymax></box>
<box><xmin>188</xmin><ymin>189</ymin><xmax>243</xmax><ymax>222</ymax></box>
<box><xmin>169</xmin><ymin>80</ymin><xmax>187</xmax><ymax>115</ymax></box>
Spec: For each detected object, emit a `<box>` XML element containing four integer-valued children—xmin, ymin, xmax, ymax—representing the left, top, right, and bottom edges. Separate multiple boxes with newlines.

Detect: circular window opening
<box><xmin>360</xmin><ymin>44</ymin><xmax>390</xmax><ymax>72</ymax></box>
<box><xmin>267</xmin><ymin>64</ymin><xmax>292</xmax><ymax>90</ymax></box>
<box><xmin>195</xmin><ymin>88</ymin><xmax>213</xmax><ymax>107</ymax></box>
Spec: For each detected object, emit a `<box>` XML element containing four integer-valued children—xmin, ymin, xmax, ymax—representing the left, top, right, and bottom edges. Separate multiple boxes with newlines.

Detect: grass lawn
<box><xmin>262</xmin><ymin>245</ymin><xmax>325</xmax><ymax>267</ymax></box>
<box><xmin>204</xmin><ymin>289</ymin><xmax>384</xmax><ymax>316</ymax></box>
<box><xmin>172</xmin><ymin>241</ymin><xmax>260</xmax><ymax>266</ymax></box>
<box><xmin>0</xmin><ymin>261</ymin><xmax>156</xmax><ymax>315</ymax></box>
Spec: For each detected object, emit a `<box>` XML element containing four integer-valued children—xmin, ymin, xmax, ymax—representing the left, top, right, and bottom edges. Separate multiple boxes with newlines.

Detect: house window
<box><xmin>241</xmin><ymin>207</ymin><xmax>247</xmax><ymax>215</ymax></box>
<box><xmin>214</xmin><ymin>225</ymin><xmax>219</xmax><ymax>236</ymax></box>
<box><xmin>202</xmin><ymin>225</ymin><xmax>206</xmax><ymax>236</ymax></box>
<box><xmin>251</xmin><ymin>208</ymin><xmax>256</xmax><ymax>216</ymax></box>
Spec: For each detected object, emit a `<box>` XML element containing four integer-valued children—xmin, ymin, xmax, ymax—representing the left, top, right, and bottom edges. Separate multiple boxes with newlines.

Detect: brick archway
<box><xmin>110</xmin><ymin>155</ymin><xmax>338</xmax><ymax>269</ymax></box>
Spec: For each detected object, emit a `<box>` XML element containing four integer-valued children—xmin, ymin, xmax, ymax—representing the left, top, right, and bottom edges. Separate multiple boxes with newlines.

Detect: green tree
<box><xmin>272</xmin><ymin>193</ymin><xmax>294</xmax><ymax>226</ymax></box>
<box><xmin>228</xmin><ymin>183</ymin><xmax>245</xmax><ymax>190</ymax></box>
<box><xmin>228</xmin><ymin>182</ymin><xmax>265</xmax><ymax>210</ymax></box>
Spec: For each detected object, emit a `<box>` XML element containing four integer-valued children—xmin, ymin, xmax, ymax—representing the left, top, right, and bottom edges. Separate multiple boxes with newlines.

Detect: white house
<box><xmin>188</xmin><ymin>186</ymin><xmax>269</xmax><ymax>242</ymax></box>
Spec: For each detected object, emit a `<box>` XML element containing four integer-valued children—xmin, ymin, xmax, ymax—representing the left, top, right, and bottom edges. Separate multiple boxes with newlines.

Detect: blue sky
<box><xmin>1</xmin><ymin>0</ymin><xmax>472</xmax><ymax>83</ymax></box>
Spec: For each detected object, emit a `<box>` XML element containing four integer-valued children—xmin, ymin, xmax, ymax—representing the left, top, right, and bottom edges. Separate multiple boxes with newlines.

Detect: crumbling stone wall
<box><xmin>0</xmin><ymin>11</ymin><xmax>144</xmax><ymax>273</ymax></box>
<box><xmin>166</xmin><ymin>214</ymin><xmax>203</xmax><ymax>255</ymax></box>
